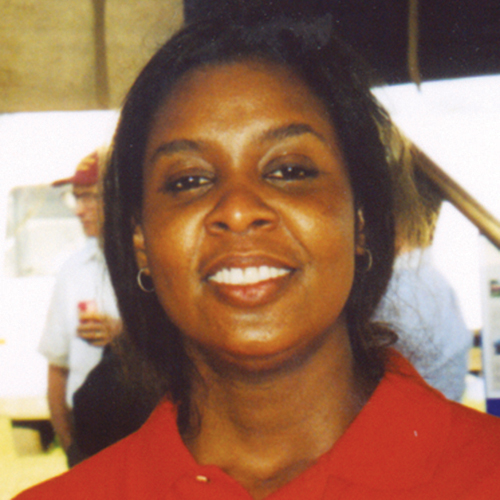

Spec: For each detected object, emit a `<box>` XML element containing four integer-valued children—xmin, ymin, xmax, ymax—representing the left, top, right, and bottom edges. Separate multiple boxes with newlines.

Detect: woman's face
<box><xmin>136</xmin><ymin>60</ymin><xmax>362</xmax><ymax>371</ymax></box>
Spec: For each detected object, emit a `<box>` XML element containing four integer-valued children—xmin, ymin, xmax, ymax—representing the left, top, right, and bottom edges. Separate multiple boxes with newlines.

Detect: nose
<box><xmin>205</xmin><ymin>184</ymin><xmax>279</xmax><ymax>235</ymax></box>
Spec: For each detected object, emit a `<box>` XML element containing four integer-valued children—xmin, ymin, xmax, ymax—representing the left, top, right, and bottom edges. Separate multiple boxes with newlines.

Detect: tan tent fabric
<box><xmin>0</xmin><ymin>0</ymin><xmax>183</xmax><ymax>112</ymax></box>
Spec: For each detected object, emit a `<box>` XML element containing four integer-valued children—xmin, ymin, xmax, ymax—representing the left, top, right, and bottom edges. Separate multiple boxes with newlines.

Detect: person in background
<box><xmin>373</xmin><ymin>147</ymin><xmax>472</xmax><ymax>401</ymax></box>
<box><xmin>38</xmin><ymin>149</ymin><xmax>120</xmax><ymax>466</ymax></box>
<box><xmin>375</xmin><ymin>246</ymin><xmax>471</xmax><ymax>401</ymax></box>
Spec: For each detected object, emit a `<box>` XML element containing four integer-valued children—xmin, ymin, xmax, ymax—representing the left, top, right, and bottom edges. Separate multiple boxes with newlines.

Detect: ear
<box><xmin>133</xmin><ymin>222</ymin><xmax>149</xmax><ymax>271</ymax></box>
<box><xmin>355</xmin><ymin>208</ymin><xmax>366</xmax><ymax>256</ymax></box>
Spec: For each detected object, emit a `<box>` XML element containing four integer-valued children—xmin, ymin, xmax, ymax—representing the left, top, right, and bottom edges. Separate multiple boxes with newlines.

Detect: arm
<box><xmin>47</xmin><ymin>364</ymin><xmax>73</xmax><ymax>452</ymax></box>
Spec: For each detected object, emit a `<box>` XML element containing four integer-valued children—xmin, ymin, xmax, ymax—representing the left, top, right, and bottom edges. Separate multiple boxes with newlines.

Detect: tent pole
<box><xmin>91</xmin><ymin>0</ymin><xmax>110</xmax><ymax>109</ymax></box>
<box><xmin>412</xmin><ymin>145</ymin><xmax>500</xmax><ymax>250</ymax></box>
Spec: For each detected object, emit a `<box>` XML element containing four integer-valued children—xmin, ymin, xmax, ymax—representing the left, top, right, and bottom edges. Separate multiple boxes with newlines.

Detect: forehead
<box><xmin>144</xmin><ymin>59</ymin><xmax>340</xmax><ymax>162</ymax></box>
<box><xmin>157</xmin><ymin>59</ymin><xmax>332</xmax><ymax>129</ymax></box>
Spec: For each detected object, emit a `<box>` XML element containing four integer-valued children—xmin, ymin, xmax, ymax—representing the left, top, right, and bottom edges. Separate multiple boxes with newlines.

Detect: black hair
<box><xmin>103</xmin><ymin>13</ymin><xmax>396</xmax><ymax>427</ymax></box>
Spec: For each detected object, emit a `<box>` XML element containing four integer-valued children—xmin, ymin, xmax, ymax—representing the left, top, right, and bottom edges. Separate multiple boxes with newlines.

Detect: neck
<box><xmin>184</xmin><ymin>326</ymin><xmax>368</xmax><ymax>499</ymax></box>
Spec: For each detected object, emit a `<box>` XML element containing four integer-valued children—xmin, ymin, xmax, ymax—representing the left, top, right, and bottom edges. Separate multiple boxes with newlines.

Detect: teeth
<box><xmin>209</xmin><ymin>266</ymin><xmax>290</xmax><ymax>285</ymax></box>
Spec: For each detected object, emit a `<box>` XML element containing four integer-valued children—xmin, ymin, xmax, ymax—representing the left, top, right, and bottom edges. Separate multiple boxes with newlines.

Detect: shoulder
<box><xmin>445</xmin><ymin>399</ymin><xmax>500</xmax><ymax>458</ymax></box>
<box><xmin>54</xmin><ymin>240</ymin><xmax>97</xmax><ymax>281</ymax></box>
<box><xmin>384</xmin><ymin>351</ymin><xmax>500</xmax><ymax>487</ymax></box>
<box><xmin>50</xmin><ymin>240</ymin><xmax>105</xmax><ymax>300</ymax></box>
<box><xmin>325</xmin><ymin>351</ymin><xmax>500</xmax><ymax>496</ymax></box>
<box><xmin>433</xmin><ymin>403</ymin><xmax>500</xmax><ymax>496</ymax></box>
<box><xmin>13</xmin><ymin>401</ymin><xmax>186</xmax><ymax>499</ymax></box>
<box><xmin>14</xmin><ymin>431</ymin><xmax>134</xmax><ymax>499</ymax></box>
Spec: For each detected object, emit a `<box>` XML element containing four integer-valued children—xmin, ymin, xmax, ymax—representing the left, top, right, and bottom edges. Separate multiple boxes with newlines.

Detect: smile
<box><xmin>208</xmin><ymin>266</ymin><xmax>291</xmax><ymax>286</ymax></box>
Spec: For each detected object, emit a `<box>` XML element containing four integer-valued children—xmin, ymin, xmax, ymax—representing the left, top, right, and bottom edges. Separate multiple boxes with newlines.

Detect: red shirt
<box><xmin>15</xmin><ymin>351</ymin><xmax>500</xmax><ymax>499</ymax></box>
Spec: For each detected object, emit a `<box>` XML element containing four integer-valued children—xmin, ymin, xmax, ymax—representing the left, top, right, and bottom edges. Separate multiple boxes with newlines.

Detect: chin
<box><xmin>201</xmin><ymin>332</ymin><xmax>327</xmax><ymax>377</ymax></box>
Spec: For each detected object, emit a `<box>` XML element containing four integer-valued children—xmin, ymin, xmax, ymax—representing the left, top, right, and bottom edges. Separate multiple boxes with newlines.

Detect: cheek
<box><xmin>292</xmin><ymin>198</ymin><xmax>356</xmax><ymax>298</ymax></box>
<box><xmin>87</xmin><ymin>203</ymin><xmax>99</xmax><ymax>219</ymax></box>
<box><xmin>289</xmin><ymin>191</ymin><xmax>356</xmax><ymax>258</ymax></box>
<box><xmin>142</xmin><ymin>204</ymin><xmax>205</xmax><ymax>302</ymax></box>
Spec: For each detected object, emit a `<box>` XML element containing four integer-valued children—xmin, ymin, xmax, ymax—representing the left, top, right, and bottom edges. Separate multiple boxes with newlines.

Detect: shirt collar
<box><xmin>81</xmin><ymin>237</ymin><xmax>101</xmax><ymax>263</ymax></box>
<box><xmin>135</xmin><ymin>350</ymin><xmax>451</xmax><ymax>494</ymax></box>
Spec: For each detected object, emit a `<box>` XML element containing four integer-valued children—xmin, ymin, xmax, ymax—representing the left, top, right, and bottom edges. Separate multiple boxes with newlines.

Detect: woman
<box><xmin>16</xmin><ymin>13</ymin><xmax>500</xmax><ymax>500</ymax></box>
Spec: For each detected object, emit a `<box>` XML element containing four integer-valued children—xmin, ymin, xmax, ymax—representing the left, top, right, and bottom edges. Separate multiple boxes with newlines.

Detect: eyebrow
<box><xmin>259</xmin><ymin>123</ymin><xmax>327</xmax><ymax>144</ymax></box>
<box><xmin>149</xmin><ymin>139</ymin><xmax>204</xmax><ymax>164</ymax></box>
<box><xmin>149</xmin><ymin>123</ymin><xmax>326</xmax><ymax>164</ymax></box>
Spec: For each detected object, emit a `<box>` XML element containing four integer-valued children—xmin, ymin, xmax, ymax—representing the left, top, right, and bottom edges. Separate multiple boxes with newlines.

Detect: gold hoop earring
<box><xmin>137</xmin><ymin>268</ymin><xmax>154</xmax><ymax>293</ymax></box>
<box><xmin>364</xmin><ymin>248</ymin><xmax>373</xmax><ymax>273</ymax></box>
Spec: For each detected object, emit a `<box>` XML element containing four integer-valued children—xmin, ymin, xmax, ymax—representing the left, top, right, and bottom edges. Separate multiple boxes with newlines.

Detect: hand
<box><xmin>77</xmin><ymin>313</ymin><xmax>122</xmax><ymax>347</ymax></box>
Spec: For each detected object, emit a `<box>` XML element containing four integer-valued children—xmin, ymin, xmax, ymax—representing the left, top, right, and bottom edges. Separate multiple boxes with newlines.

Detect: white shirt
<box><xmin>38</xmin><ymin>238</ymin><xmax>119</xmax><ymax>407</ymax></box>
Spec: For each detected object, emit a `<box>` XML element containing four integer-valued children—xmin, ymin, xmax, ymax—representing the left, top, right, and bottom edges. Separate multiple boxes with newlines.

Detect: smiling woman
<box><xmin>15</xmin><ymin>10</ymin><xmax>500</xmax><ymax>500</ymax></box>
<box><xmin>108</xmin><ymin>18</ymin><xmax>398</xmax><ymax>403</ymax></box>
<box><xmin>136</xmin><ymin>60</ymin><xmax>360</xmax><ymax>375</ymax></box>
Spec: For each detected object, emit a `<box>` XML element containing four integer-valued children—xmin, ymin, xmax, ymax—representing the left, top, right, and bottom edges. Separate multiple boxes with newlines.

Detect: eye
<box><xmin>265</xmin><ymin>163</ymin><xmax>319</xmax><ymax>182</ymax></box>
<box><xmin>164</xmin><ymin>174</ymin><xmax>212</xmax><ymax>193</ymax></box>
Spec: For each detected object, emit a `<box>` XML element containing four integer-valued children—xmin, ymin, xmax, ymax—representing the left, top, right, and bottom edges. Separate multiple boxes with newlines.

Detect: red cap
<box><xmin>53</xmin><ymin>151</ymin><xmax>99</xmax><ymax>187</ymax></box>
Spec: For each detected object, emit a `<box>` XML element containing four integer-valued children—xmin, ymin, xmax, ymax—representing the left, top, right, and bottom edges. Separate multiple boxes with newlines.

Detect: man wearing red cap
<box><xmin>38</xmin><ymin>150</ymin><xmax>120</xmax><ymax>466</ymax></box>
<box><xmin>52</xmin><ymin>151</ymin><xmax>102</xmax><ymax>238</ymax></box>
